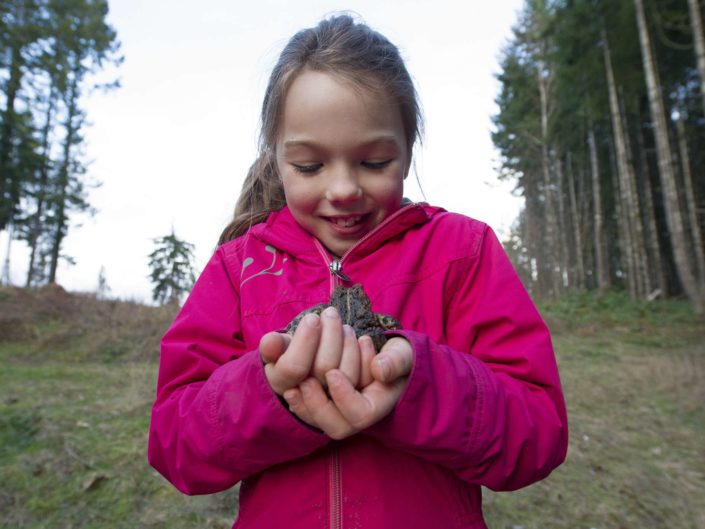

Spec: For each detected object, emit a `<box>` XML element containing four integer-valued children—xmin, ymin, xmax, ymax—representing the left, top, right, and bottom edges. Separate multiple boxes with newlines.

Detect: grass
<box><xmin>0</xmin><ymin>285</ymin><xmax>238</xmax><ymax>529</ymax></box>
<box><xmin>1</xmin><ymin>286</ymin><xmax>704</xmax><ymax>528</ymax></box>
<box><xmin>483</xmin><ymin>290</ymin><xmax>705</xmax><ymax>528</ymax></box>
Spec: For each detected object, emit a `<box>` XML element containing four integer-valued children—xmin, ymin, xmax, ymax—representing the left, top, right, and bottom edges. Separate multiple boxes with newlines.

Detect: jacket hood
<box><xmin>248</xmin><ymin>201</ymin><xmax>446</xmax><ymax>261</ymax></box>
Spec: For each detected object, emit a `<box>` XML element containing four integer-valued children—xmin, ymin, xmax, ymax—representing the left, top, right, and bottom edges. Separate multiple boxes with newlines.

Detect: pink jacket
<box><xmin>148</xmin><ymin>203</ymin><xmax>568</xmax><ymax>529</ymax></box>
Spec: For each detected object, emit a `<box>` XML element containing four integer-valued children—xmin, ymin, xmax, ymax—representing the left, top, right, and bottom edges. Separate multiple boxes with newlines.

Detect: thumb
<box><xmin>259</xmin><ymin>331</ymin><xmax>291</xmax><ymax>364</ymax></box>
<box><xmin>372</xmin><ymin>337</ymin><xmax>413</xmax><ymax>384</ymax></box>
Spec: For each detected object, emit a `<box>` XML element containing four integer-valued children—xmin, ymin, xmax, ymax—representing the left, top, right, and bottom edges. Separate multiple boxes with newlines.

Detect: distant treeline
<box><xmin>493</xmin><ymin>0</ymin><xmax>705</xmax><ymax>314</ymax></box>
<box><xmin>0</xmin><ymin>0</ymin><xmax>120</xmax><ymax>286</ymax></box>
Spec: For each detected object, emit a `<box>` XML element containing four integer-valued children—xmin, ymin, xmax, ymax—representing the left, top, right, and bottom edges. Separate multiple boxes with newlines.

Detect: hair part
<box><xmin>219</xmin><ymin>13</ymin><xmax>423</xmax><ymax>245</ymax></box>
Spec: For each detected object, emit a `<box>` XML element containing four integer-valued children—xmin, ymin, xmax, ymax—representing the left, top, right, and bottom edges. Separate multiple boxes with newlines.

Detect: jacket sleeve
<box><xmin>365</xmin><ymin>226</ymin><xmax>568</xmax><ymax>491</ymax></box>
<box><xmin>147</xmin><ymin>247</ymin><xmax>329</xmax><ymax>495</ymax></box>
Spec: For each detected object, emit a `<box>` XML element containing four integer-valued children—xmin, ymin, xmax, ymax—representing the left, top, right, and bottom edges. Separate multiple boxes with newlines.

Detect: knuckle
<box><xmin>313</xmin><ymin>358</ymin><xmax>336</xmax><ymax>376</ymax></box>
<box><xmin>328</xmin><ymin>425</ymin><xmax>353</xmax><ymax>440</ymax></box>
<box><xmin>291</xmin><ymin>406</ymin><xmax>309</xmax><ymax>422</ymax></box>
<box><xmin>347</xmin><ymin>405</ymin><xmax>375</xmax><ymax>430</ymax></box>
<box><xmin>349</xmin><ymin>415</ymin><xmax>369</xmax><ymax>431</ymax></box>
<box><xmin>280</xmin><ymin>361</ymin><xmax>308</xmax><ymax>382</ymax></box>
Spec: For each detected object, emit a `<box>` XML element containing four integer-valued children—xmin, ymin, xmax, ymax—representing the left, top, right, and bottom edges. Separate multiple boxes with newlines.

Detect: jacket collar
<box><xmin>250</xmin><ymin>202</ymin><xmax>444</xmax><ymax>261</ymax></box>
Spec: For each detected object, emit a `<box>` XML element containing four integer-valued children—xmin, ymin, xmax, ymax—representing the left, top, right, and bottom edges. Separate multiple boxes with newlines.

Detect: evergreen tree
<box><xmin>1</xmin><ymin>0</ymin><xmax>121</xmax><ymax>286</ymax></box>
<box><xmin>44</xmin><ymin>0</ymin><xmax>120</xmax><ymax>283</ymax></box>
<box><xmin>148</xmin><ymin>231</ymin><xmax>197</xmax><ymax>306</ymax></box>
<box><xmin>493</xmin><ymin>0</ymin><xmax>705</xmax><ymax>314</ymax></box>
<box><xmin>0</xmin><ymin>0</ymin><xmax>43</xmax><ymax>231</ymax></box>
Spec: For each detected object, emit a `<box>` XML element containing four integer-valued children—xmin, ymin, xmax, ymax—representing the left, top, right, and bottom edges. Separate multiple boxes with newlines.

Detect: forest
<box><xmin>1</xmin><ymin>2</ymin><xmax>704</xmax><ymax>528</ymax></box>
<box><xmin>494</xmin><ymin>0</ymin><xmax>705</xmax><ymax>314</ymax></box>
<box><xmin>3</xmin><ymin>0</ymin><xmax>705</xmax><ymax>316</ymax></box>
<box><xmin>0</xmin><ymin>0</ymin><xmax>120</xmax><ymax>287</ymax></box>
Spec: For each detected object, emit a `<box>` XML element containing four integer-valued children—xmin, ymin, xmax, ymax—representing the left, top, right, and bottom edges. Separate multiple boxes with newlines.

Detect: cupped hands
<box><xmin>259</xmin><ymin>307</ymin><xmax>413</xmax><ymax>440</ymax></box>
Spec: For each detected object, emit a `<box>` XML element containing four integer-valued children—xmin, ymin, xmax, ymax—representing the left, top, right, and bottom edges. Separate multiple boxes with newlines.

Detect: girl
<box><xmin>148</xmin><ymin>14</ymin><xmax>568</xmax><ymax>529</ymax></box>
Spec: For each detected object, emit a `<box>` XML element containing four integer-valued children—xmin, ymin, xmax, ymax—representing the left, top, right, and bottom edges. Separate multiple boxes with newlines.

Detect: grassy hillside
<box><xmin>1</xmin><ymin>286</ymin><xmax>703</xmax><ymax>528</ymax></box>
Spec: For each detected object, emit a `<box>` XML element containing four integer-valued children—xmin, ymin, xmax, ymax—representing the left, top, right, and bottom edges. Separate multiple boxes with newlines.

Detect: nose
<box><xmin>324</xmin><ymin>164</ymin><xmax>362</xmax><ymax>203</ymax></box>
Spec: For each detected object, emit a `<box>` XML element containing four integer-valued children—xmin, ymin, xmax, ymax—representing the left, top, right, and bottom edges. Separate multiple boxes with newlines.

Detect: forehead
<box><xmin>277</xmin><ymin>69</ymin><xmax>406</xmax><ymax>149</ymax></box>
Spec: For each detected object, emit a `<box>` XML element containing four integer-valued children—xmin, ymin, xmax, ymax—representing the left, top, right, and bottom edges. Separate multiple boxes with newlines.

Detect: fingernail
<box><xmin>326</xmin><ymin>369</ymin><xmax>342</xmax><ymax>386</ymax></box>
<box><xmin>303</xmin><ymin>313</ymin><xmax>320</xmax><ymax>327</ymax></box>
<box><xmin>300</xmin><ymin>378</ymin><xmax>314</xmax><ymax>396</ymax></box>
<box><xmin>283</xmin><ymin>390</ymin><xmax>298</xmax><ymax>407</ymax></box>
<box><xmin>342</xmin><ymin>324</ymin><xmax>355</xmax><ymax>338</ymax></box>
<box><xmin>322</xmin><ymin>306</ymin><xmax>339</xmax><ymax>319</ymax></box>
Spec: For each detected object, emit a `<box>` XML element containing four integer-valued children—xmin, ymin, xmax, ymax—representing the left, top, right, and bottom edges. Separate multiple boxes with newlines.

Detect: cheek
<box><xmin>371</xmin><ymin>172</ymin><xmax>405</xmax><ymax>205</ymax></box>
<box><xmin>281</xmin><ymin>174</ymin><xmax>317</xmax><ymax>211</ymax></box>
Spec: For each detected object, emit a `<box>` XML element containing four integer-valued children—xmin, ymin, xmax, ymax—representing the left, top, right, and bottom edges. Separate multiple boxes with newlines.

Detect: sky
<box><xmin>1</xmin><ymin>0</ymin><xmax>525</xmax><ymax>303</ymax></box>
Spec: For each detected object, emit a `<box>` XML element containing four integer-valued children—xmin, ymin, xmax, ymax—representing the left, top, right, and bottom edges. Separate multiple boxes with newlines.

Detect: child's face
<box><xmin>275</xmin><ymin>69</ymin><xmax>408</xmax><ymax>257</ymax></box>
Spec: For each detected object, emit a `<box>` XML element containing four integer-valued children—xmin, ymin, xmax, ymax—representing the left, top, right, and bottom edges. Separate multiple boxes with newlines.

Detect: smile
<box><xmin>327</xmin><ymin>215</ymin><xmax>364</xmax><ymax>228</ymax></box>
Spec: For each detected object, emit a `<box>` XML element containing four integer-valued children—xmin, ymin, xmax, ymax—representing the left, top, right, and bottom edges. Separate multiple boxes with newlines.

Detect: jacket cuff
<box><xmin>211</xmin><ymin>349</ymin><xmax>330</xmax><ymax>467</ymax></box>
<box><xmin>365</xmin><ymin>329</ymin><xmax>485</xmax><ymax>463</ymax></box>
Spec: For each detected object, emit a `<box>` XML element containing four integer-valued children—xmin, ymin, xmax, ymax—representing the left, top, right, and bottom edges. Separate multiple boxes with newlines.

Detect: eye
<box><xmin>362</xmin><ymin>160</ymin><xmax>393</xmax><ymax>170</ymax></box>
<box><xmin>292</xmin><ymin>163</ymin><xmax>323</xmax><ymax>174</ymax></box>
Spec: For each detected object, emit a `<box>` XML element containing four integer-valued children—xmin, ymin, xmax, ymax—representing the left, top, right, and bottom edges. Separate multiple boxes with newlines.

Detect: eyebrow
<box><xmin>282</xmin><ymin>135</ymin><xmax>401</xmax><ymax>150</ymax></box>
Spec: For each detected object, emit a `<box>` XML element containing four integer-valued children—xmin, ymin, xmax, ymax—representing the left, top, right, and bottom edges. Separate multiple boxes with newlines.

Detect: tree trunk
<box><xmin>619</xmin><ymin>90</ymin><xmax>651</xmax><ymax>298</ymax></box>
<box><xmin>609</xmin><ymin>161</ymin><xmax>627</xmax><ymax>290</ymax></box>
<box><xmin>556</xmin><ymin>157</ymin><xmax>571</xmax><ymax>288</ymax></box>
<box><xmin>635</xmin><ymin>116</ymin><xmax>667</xmax><ymax>297</ymax></box>
<box><xmin>566</xmin><ymin>151</ymin><xmax>585</xmax><ymax>289</ymax></box>
<box><xmin>603</xmin><ymin>28</ymin><xmax>638</xmax><ymax>298</ymax></box>
<box><xmin>588</xmin><ymin>121</ymin><xmax>609</xmax><ymax>294</ymax></box>
<box><xmin>526</xmin><ymin>193</ymin><xmax>546</xmax><ymax>297</ymax></box>
<box><xmin>537</xmin><ymin>64</ymin><xmax>562</xmax><ymax>297</ymax></box>
<box><xmin>688</xmin><ymin>0</ymin><xmax>705</xmax><ymax>117</ymax></box>
<box><xmin>26</xmin><ymin>90</ymin><xmax>57</xmax><ymax>287</ymax></box>
<box><xmin>634</xmin><ymin>0</ymin><xmax>704</xmax><ymax>314</ymax></box>
<box><xmin>48</xmin><ymin>78</ymin><xmax>79</xmax><ymax>284</ymax></box>
<box><xmin>1</xmin><ymin>223</ymin><xmax>13</xmax><ymax>285</ymax></box>
<box><xmin>675</xmin><ymin>111</ymin><xmax>705</xmax><ymax>289</ymax></box>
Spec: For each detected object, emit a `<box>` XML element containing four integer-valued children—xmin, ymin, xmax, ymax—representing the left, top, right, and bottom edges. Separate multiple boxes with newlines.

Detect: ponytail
<box><xmin>217</xmin><ymin>153</ymin><xmax>286</xmax><ymax>245</ymax></box>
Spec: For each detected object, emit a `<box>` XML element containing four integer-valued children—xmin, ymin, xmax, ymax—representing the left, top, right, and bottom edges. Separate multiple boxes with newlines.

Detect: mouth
<box><xmin>327</xmin><ymin>215</ymin><xmax>364</xmax><ymax>228</ymax></box>
<box><xmin>321</xmin><ymin>213</ymin><xmax>372</xmax><ymax>234</ymax></box>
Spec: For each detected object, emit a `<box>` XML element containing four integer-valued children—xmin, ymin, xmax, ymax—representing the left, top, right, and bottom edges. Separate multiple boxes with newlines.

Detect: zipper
<box><xmin>317</xmin><ymin>205</ymin><xmax>418</xmax><ymax>527</ymax></box>
<box><xmin>329</xmin><ymin>447</ymin><xmax>342</xmax><ymax>529</ymax></box>
<box><xmin>329</xmin><ymin>259</ymin><xmax>351</xmax><ymax>282</ymax></box>
<box><xmin>314</xmin><ymin>239</ymin><xmax>340</xmax><ymax>294</ymax></box>
<box><xmin>314</xmin><ymin>203</ymin><xmax>417</xmax><ymax>290</ymax></box>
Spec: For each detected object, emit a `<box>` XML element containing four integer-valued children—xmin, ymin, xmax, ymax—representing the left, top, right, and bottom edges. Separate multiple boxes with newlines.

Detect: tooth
<box><xmin>335</xmin><ymin>216</ymin><xmax>360</xmax><ymax>227</ymax></box>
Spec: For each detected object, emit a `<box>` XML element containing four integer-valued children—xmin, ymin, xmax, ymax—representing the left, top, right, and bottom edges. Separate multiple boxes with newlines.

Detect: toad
<box><xmin>286</xmin><ymin>284</ymin><xmax>401</xmax><ymax>352</ymax></box>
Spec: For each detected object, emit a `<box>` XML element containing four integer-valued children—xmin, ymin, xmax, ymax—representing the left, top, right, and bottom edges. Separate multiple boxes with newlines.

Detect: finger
<box><xmin>282</xmin><ymin>387</ymin><xmax>315</xmax><ymax>426</ymax></box>
<box><xmin>312</xmin><ymin>307</ymin><xmax>344</xmax><ymax>384</ymax></box>
<box><xmin>299</xmin><ymin>376</ymin><xmax>356</xmax><ymax>440</ymax></box>
<box><xmin>259</xmin><ymin>331</ymin><xmax>291</xmax><ymax>364</ymax></box>
<box><xmin>329</xmin><ymin>371</ymin><xmax>407</xmax><ymax>430</ymax></box>
<box><xmin>338</xmin><ymin>325</ymin><xmax>361</xmax><ymax>387</ymax></box>
<box><xmin>265</xmin><ymin>313</ymin><xmax>320</xmax><ymax>394</ymax></box>
<box><xmin>326</xmin><ymin>369</ymin><xmax>372</xmax><ymax>429</ymax></box>
<box><xmin>372</xmin><ymin>337</ymin><xmax>413</xmax><ymax>384</ymax></box>
<box><xmin>358</xmin><ymin>335</ymin><xmax>376</xmax><ymax>388</ymax></box>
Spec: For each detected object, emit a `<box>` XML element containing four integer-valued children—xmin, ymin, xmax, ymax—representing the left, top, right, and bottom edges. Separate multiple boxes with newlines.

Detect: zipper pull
<box><xmin>329</xmin><ymin>259</ymin><xmax>351</xmax><ymax>282</ymax></box>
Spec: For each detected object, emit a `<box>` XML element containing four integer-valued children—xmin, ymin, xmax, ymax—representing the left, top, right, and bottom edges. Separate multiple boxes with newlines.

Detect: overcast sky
<box><xmin>1</xmin><ymin>0</ymin><xmax>524</xmax><ymax>303</ymax></box>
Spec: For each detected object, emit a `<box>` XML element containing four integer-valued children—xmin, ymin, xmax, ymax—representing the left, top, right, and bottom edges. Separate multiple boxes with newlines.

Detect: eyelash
<box><xmin>291</xmin><ymin>160</ymin><xmax>392</xmax><ymax>173</ymax></box>
<box><xmin>292</xmin><ymin>163</ymin><xmax>323</xmax><ymax>174</ymax></box>
<box><xmin>362</xmin><ymin>160</ymin><xmax>392</xmax><ymax>170</ymax></box>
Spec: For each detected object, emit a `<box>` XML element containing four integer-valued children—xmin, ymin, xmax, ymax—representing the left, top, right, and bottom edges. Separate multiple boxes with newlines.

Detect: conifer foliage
<box><xmin>494</xmin><ymin>0</ymin><xmax>705</xmax><ymax>314</ymax></box>
<box><xmin>0</xmin><ymin>0</ymin><xmax>121</xmax><ymax>286</ymax></box>
<box><xmin>147</xmin><ymin>231</ymin><xmax>196</xmax><ymax>306</ymax></box>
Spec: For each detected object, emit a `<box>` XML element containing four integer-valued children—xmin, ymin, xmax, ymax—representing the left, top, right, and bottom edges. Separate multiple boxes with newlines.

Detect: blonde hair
<box><xmin>218</xmin><ymin>14</ymin><xmax>422</xmax><ymax>245</ymax></box>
